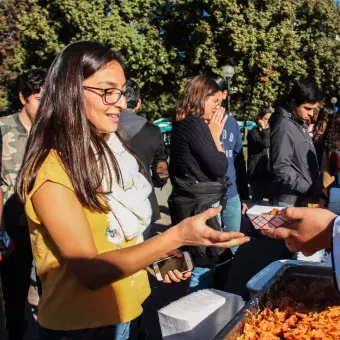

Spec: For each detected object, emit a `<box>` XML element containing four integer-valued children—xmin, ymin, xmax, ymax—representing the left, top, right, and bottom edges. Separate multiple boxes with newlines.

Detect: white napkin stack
<box><xmin>158</xmin><ymin>289</ymin><xmax>243</xmax><ymax>337</ymax></box>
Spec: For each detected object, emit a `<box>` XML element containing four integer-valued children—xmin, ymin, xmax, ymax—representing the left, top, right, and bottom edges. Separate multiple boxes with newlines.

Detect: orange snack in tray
<box><xmin>261</xmin><ymin>208</ymin><xmax>281</xmax><ymax>216</ymax></box>
<box><xmin>308</xmin><ymin>203</ymin><xmax>319</xmax><ymax>208</ymax></box>
<box><xmin>237</xmin><ymin>280</ymin><xmax>340</xmax><ymax>340</ymax></box>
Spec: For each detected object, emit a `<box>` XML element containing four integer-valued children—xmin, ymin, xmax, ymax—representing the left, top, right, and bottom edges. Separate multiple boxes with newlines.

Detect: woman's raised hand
<box><xmin>175</xmin><ymin>206</ymin><xmax>250</xmax><ymax>249</ymax></box>
<box><xmin>208</xmin><ymin>107</ymin><xmax>227</xmax><ymax>140</ymax></box>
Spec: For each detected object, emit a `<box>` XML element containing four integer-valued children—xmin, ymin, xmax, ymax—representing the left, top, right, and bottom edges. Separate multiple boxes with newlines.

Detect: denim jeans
<box><xmin>212</xmin><ymin>201</ymin><xmax>221</xmax><ymax>224</ymax></box>
<box><xmin>188</xmin><ymin>266</ymin><xmax>215</xmax><ymax>293</ymax></box>
<box><xmin>38</xmin><ymin>322</ymin><xmax>130</xmax><ymax>340</ymax></box>
<box><xmin>221</xmin><ymin>195</ymin><xmax>241</xmax><ymax>254</ymax></box>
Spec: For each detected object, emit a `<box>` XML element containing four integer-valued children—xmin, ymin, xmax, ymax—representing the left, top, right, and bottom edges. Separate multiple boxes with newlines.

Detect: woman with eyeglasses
<box><xmin>15</xmin><ymin>42</ymin><xmax>249</xmax><ymax>339</ymax></box>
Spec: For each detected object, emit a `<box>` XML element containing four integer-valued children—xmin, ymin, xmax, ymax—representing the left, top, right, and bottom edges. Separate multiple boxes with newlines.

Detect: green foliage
<box><xmin>0</xmin><ymin>0</ymin><xmax>23</xmax><ymax>109</ymax></box>
<box><xmin>0</xmin><ymin>0</ymin><xmax>339</xmax><ymax>120</ymax></box>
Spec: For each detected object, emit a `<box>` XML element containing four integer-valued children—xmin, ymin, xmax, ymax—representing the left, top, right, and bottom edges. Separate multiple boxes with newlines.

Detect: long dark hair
<box><xmin>313</xmin><ymin>107</ymin><xmax>334</xmax><ymax>143</ymax></box>
<box><xmin>323</xmin><ymin>113</ymin><xmax>340</xmax><ymax>152</ymax></box>
<box><xmin>16</xmin><ymin>41</ymin><xmax>142</xmax><ymax>213</ymax></box>
<box><xmin>174</xmin><ymin>75</ymin><xmax>220</xmax><ymax>122</ymax></box>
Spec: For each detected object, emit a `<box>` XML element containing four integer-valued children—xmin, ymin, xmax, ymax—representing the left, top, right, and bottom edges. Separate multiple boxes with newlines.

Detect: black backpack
<box><xmin>168</xmin><ymin>175</ymin><xmax>232</xmax><ymax>267</ymax></box>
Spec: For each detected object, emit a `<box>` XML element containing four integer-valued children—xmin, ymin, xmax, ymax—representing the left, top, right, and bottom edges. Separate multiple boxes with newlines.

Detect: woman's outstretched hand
<box><xmin>160</xmin><ymin>207</ymin><xmax>250</xmax><ymax>284</ymax></box>
<box><xmin>175</xmin><ymin>206</ymin><xmax>250</xmax><ymax>248</ymax></box>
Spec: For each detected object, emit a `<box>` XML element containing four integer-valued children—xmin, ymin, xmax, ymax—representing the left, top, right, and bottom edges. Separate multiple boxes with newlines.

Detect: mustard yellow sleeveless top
<box><xmin>25</xmin><ymin>151</ymin><xmax>150</xmax><ymax>330</ymax></box>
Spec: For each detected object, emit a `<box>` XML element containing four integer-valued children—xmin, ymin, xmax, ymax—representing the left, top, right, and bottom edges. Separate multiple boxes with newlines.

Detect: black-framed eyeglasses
<box><xmin>83</xmin><ymin>86</ymin><xmax>134</xmax><ymax>105</ymax></box>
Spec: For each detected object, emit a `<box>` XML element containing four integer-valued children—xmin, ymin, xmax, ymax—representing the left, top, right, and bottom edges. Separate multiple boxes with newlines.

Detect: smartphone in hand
<box><xmin>151</xmin><ymin>251</ymin><xmax>194</xmax><ymax>282</ymax></box>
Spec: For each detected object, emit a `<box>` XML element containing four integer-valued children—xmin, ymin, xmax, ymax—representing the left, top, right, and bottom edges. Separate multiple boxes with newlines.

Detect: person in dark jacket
<box><xmin>247</xmin><ymin>106</ymin><xmax>273</xmax><ymax>202</ymax></box>
<box><xmin>117</xmin><ymin>80</ymin><xmax>168</xmax><ymax>228</ymax></box>
<box><xmin>270</xmin><ymin>77</ymin><xmax>323</xmax><ymax>207</ymax></box>
<box><xmin>169</xmin><ymin>75</ymin><xmax>231</xmax><ymax>292</ymax></box>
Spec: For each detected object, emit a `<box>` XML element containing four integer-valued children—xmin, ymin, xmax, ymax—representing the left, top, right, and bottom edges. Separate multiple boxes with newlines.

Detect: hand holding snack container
<box><xmin>246</xmin><ymin>205</ymin><xmax>290</xmax><ymax>230</ymax></box>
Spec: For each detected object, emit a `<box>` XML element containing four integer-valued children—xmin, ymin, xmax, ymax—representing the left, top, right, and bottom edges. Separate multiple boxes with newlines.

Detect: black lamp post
<box><xmin>222</xmin><ymin>65</ymin><xmax>235</xmax><ymax>116</ymax></box>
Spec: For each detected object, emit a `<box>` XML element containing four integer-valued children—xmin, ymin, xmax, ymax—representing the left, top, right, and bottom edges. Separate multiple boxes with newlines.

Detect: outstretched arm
<box><xmin>32</xmin><ymin>181</ymin><xmax>249</xmax><ymax>290</ymax></box>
